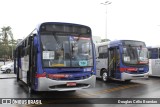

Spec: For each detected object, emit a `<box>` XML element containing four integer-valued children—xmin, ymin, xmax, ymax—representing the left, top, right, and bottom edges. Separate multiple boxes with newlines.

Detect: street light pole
<box><xmin>101</xmin><ymin>1</ymin><xmax>112</xmax><ymax>41</ymax></box>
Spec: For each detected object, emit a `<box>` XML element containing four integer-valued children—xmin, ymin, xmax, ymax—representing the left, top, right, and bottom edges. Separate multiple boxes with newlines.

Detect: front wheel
<box><xmin>102</xmin><ymin>71</ymin><xmax>109</xmax><ymax>82</ymax></box>
<box><xmin>6</xmin><ymin>69</ymin><xmax>11</xmax><ymax>73</ymax></box>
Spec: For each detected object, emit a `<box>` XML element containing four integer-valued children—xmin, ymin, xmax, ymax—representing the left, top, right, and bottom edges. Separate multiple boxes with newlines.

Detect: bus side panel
<box><xmin>95</xmin><ymin>43</ymin><xmax>108</xmax><ymax>78</ymax></box>
<box><xmin>151</xmin><ymin>59</ymin><xmax>160</xmax><ymax>76</ymax></box>
<box><xmin>115</xmin><ymin>71</ymin><xmax>121</xmax><ymax>79</ymax></box>
<box><xmin>96</xmin><ymin>58</ymin><xmax>108</xmax><ymax>77</ymax></box>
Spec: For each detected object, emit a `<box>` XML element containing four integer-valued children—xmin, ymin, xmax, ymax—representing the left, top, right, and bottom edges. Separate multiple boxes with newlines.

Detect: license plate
<box><xmin>67</xmin><ymin>82</ymin><xmax>76</xmax><ymax>86</ymax></box>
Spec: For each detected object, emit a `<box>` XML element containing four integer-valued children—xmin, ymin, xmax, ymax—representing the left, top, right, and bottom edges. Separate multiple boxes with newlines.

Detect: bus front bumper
<box><xmin>121</xmin><ymin>72</ymin><xmax>149</xmax><ymax>81</ymax></box>
<box><xmin>36</xmin><ymin>75</ymin><xmax>96</xmax><ymax>91</ymax></box>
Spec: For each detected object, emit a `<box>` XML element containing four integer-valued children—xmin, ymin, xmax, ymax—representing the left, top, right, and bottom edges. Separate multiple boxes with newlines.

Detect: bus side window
<box><xmin>98</xmin><ymin>45</ymin><xmax>108</xmax><ymax>58</ymax></box>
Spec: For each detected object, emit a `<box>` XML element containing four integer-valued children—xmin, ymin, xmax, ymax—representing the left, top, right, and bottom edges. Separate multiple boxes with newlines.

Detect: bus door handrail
<box><xmin>107</xmin><ymin>56</ymin><xmax>120</xmax><ymax>73</ymax></box>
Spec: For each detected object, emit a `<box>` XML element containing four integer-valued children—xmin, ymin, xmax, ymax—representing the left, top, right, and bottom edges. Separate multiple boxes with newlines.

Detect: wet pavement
<box><xmin>0</xmin><ymin>73</ymin><xmax>16</xmax><ymax>79</ymax></box>
<box><xmin>0</xmin><ymin>76</ymin><xmax>160</xmax><ymax>107</ymax></box>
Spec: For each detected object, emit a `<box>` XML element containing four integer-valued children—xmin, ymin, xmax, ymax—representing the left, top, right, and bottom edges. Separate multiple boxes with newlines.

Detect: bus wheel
<box><xmin>102</xmin><ymin>71</ymin><xmax>108</xmax><ymax>82</ymax></box>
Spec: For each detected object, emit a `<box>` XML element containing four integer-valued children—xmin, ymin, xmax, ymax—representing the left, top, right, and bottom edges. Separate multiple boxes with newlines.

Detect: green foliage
<box><xmin>0</xmin><ymin>26</ymin><xmax>17</xmax><ymax>59</ymax></box>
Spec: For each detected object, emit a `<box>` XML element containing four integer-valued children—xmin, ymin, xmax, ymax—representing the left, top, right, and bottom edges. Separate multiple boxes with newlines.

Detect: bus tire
<box><xmin>101</xmin><ymin>70</ymin><xmax>109</xmax><ymax>82</ymax></box>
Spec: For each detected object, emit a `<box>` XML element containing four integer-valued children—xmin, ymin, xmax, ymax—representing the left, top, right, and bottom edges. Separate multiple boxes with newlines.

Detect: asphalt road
<box><xmin>0</xmin><ymin>75</ymin><xmax>160</xmax><ymax>107</ymax></box>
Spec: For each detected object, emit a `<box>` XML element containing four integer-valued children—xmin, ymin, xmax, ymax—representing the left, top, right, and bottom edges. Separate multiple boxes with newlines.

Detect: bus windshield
<box><xmin>123</xmin><ymin>45</ymin><xmax>148</xmax><ymax>65</ymax></box>
<box><xmin>40</xmin><ymin>33</ymin><xmax>93</xmax><ymax>67</ymax></box>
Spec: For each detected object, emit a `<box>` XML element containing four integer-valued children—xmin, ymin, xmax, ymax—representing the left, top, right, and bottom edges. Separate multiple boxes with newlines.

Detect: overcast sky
<box><xmin>0</xmin><ymin>0</ymin><xmax>160</xmax><ymax>46</ymax></box>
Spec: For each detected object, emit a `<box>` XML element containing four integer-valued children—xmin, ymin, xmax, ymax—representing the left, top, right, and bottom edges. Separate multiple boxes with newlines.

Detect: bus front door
<box><xmin>109</xmin><ymin>47</ymin><xmax>120</xmax><ymax>79</ymax></box>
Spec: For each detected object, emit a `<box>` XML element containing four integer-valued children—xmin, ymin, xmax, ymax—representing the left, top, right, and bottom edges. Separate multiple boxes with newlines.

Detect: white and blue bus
<box><xmin>96</xmin><ymin>40</ymin><xmax>149</xmax><ymax>82</ymax></box>
<box><xmin>148</xmin><ymin>46</ymin><xmax>160</xmax><ymax>77</ymax></box>
<box><xmin>14</xmin><ymin>22</ymin><xmax>96</xmax><ymax>93</ymax></box>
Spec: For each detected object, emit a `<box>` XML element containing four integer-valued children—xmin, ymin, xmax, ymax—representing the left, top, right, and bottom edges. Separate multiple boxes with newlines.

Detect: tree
<box><xmin>0</xmin><ymin>26</ymin><xmax>15</xmax><ymax>60</ymax></box>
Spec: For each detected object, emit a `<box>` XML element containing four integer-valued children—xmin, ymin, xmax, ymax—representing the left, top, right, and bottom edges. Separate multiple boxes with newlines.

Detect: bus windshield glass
<box><xmin>40</xmin><ymin>33</ymin><xmax>93</xmax><ymax>67</ymax></box>
<box><xmin>122</xmin><ymin>41</ymin><xmax>148</xmax><ymax>65</ymax></box>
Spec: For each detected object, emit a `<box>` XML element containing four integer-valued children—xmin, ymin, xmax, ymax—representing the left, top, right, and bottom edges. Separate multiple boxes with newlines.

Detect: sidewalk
<box><xmin>0</xmin><ymin>73</ymin><xmax>16</xmax><ymax>79</ymax></box>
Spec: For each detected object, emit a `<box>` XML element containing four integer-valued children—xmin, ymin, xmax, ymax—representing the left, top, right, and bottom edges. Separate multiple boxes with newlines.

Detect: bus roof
<box><xmin>95</xmin><ymin>41</ymin><xmax>109</xmax><ymax>47</ymax></box>
<box><xmin>16</xmin><ymin>22</ymin><xmax>92</xmax><ymax>47</ymax></box>
<box><xmin>108</xmin><ymin>40</ymin><xmax>145</xmax><ymax>48</ymax></box>
<box><xmin>36</xmin><ymin>22</ymin><xmax>91</xmax><ymax>30</ymax></box>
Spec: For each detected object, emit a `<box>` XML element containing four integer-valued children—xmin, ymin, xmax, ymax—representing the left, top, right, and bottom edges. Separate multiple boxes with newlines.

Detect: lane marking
<box><xmin>76</xmin><ymin>84</ymin><xmax>140</xmax><ymax>97</ymax></box>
